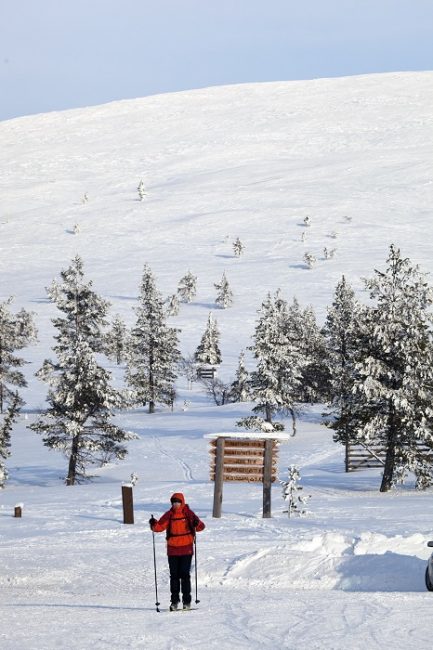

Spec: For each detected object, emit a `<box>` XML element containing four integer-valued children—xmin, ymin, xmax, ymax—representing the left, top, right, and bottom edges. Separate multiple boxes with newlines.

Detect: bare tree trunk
<box><xmin>148</xmin><ymin>348</ymin><xmax>155</xmax><ymax>413</ymax></box>
<box><xmin>66</xmin><ymin>434</ymin><xmax>79</xmax><ymax>486</ymax></box>
<box><xmin>288</xmin><ymin>407</ymin><xmax>297</xmax><ymax>437</ymax></box>
<box><xmin>380</xmin><ymin>401</ymin><xmax>396</xmax><ymax>492</ymax></box>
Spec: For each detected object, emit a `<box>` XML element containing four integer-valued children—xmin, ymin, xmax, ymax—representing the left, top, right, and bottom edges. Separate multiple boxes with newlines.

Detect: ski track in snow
<box><xmin>152</xmin><ymin>435</ymin><xmax>193</xmax><ymax>482</ymax></box>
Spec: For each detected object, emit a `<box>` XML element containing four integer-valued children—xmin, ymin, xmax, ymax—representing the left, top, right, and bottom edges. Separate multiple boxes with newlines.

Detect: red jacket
<box><xmin>151</xmin><ymin>492</ymin><xmax>205</xmax><ymax>556</ymax></box>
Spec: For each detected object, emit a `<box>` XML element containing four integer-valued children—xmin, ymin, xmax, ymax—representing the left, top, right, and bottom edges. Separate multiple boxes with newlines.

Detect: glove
<box><xmin>192</xmin><ymin>516</ymin><xmax>199</xmax><ymax>528</ymax></box>
<box><xmin>149</xmin><ymin>516</ymin><xmax>157</xmax><ymax>529</ymax></box>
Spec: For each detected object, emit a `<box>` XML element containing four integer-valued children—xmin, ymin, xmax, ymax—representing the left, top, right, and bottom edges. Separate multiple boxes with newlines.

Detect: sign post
<box><xmin>263</xmin><ymin>439</ymin><xmax>274</xmax><ymax>518</ymax></box>
<box><xmin>121</xmin><ymin>484</ymin><xmax>134</xmax><ymax>524</ymax></box>
<box><xmin>212</xmin><ymin>437</ymin><xmax>225</xmax><ymax>518</ymax></box>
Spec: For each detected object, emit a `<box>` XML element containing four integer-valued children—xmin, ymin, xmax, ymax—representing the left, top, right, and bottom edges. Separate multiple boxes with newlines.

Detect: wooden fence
<box><xmin>345</xmin><ymin>441</ymin><xmax>433</xmax><ymax>472</ymax></box>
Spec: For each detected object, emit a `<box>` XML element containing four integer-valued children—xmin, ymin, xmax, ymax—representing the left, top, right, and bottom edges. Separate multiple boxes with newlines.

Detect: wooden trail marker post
<box><xmin>263</xmin><ymin>439</ymin><xmax>274</xmax><ymax>518</ymax></box>
<box><xmin>121</xmin><ymin>485</ymin><xmax>134</xmax><ymax>524</ymax></box>
<box><xmin>212</xmin><ymin>437</ymin><xmax>225</xmax><ymax>518</ymax></box>
<box><xmin>207</xmin><ymin>432</ymin><xmax>290</xmax><ymax>518</ymax></box>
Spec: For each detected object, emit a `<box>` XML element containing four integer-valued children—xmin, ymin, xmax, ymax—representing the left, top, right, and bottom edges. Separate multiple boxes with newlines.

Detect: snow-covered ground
<box><xmin>1</xmin><ymin>72</ymin><xmax>433</xmax><ymax>649</ymax></box>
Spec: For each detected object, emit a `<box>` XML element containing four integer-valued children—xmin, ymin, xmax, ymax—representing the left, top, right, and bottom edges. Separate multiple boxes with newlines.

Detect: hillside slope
<box><xmin>1</xmin><ymin>72</ymin><xmax>433</xmax><ymax>350</ymax></box>
<box><xmin>1</xmin><ymin>73</ymin><xmax>433</xmax><ymax>649</ymax></box>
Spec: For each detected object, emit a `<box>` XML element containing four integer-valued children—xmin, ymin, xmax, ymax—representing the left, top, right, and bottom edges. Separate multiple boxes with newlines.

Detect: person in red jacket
<box><xmin>149</xmin><ymin>492</ymin><xmax>205</xmax><ymax>610</ymax></box>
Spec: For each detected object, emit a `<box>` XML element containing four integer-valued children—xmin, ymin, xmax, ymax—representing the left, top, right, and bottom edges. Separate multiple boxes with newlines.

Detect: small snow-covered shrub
<box><xmin>281</xmin><ymin>465</ymin><xmax>311</xmax><ymax>517</ymax></box>
<box><xmin>236</xmin><ymin>416</ymin><xmax>285</xmax><ymax>433</ymax></box>
<box><xmin>303</xmin><ymin>252</ymin><xmax>316</xmax><ymax>269</ymax></box>
<box><xmin>233</xmin><ymin>237</ymin><xmax>244</xmax><ymax>257</ymax></box>
<box><xmin>137</xmin><ymin>180</ymin><xmax>146</xmax><ymax>201</ymax></box>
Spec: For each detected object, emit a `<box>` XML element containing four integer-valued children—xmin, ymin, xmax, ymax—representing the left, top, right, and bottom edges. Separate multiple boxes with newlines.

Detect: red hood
<box><xmin>170</xmin><ymin>492</ymin><xmax>185</xmax><ymax>507</ymax></box>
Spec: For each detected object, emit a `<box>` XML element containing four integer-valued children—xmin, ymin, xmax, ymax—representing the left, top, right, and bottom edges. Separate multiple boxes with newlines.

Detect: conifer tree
<box><xmin>297</xmin><ymin>303</ymin><xmax>330</xmax><ymax>403</ymax></box>
<box><xmin>194</xmin><ymin>313</ymin><xmax>222</xmax><ymax>366</ymax></box>
<box><xmin>249</xmin><ymin>291</ymin><xmax>303</xmax><ymax>433</ymax></box>
<box><xmin>233</xmin><ymin>237</ymin><xmax>244</xmax><ymax>257</ymax></box>
<box><xmin>230</xmin><ymin>351</ymin><xmax>250</xmax><ymax>402</ymax></box>
<box><xmin>126</xmin><ymin>264</ymin><xmax>180</xmax><ymax>413</ymax></box>
<box><xmin>214</xmin><ymin>271</ymin><xmax>233</xmax><ymax>309</ymax></box>
<box><xmin>322</xmin><ymin>276</ymin><xmax>362</xmax><ymax>448</ymax></box>
<box><xmin>0</xmin><ymin>298</ymin><xmax>37</xmax><ymax>413</ymax></box>
<box><xmin>105</xmin><ymin>315</ymin><xmax>127</xmax><ymax>365</ymax></box>
<box><xmin>303</xmin><ymin>252</ymin><xmax>316</xmax><ymax>269</ymax></box>
<box><xmin>281</xmin><ymin>465</ymin><xmax>310</xmax><ymax>517</ymax></box>
<box><xmin>166</xmin><ymin>293</ymin><xmax>180</xmax><ymax>317</ymax></box>
<box><xmin>0</xmin><ymin>392</ymin><xmax>20</xmax><ymax>488</ymax></box>
<box><xmin>30</xmin><ymin>256</ymin><xmax>133</xmax><ymax>485</ymax></box>
<box><xmin>137</xmin><ymin>179</ymin><xmax>146</xmax><ymax>201</ymax></box>
<box><xmin>177</xmin><ymin>271</ymin><xmax>197</xmax><ymax>303</ymax></box>
<box><xmin>352</xmin><ymin>245</ymin><xmax>433</xmax><ymax>491</ymax></box>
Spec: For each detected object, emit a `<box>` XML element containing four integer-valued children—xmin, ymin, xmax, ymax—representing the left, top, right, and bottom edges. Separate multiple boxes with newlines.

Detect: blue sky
<box><xmin>1</xmin><ymin>0</ymin><xmax>432</xmax><ymax>121</ymax></box>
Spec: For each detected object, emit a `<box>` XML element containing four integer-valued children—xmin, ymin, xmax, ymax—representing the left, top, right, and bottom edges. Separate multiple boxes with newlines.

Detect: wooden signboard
<box><xmin>209</xmin><ymin>439</ymin><xmax>278</xmax><ymax>482</ymax></box>
<box><xmin>209</xmin><ymin>436</ymin><xmax>280</xmax><ymax>519</ymax></box>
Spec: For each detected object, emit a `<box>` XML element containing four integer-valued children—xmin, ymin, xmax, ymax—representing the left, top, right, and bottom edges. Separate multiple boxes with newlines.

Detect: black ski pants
<box><xmin>168</xmin><ymin>554</ymin><xmax>192</xmax><ymax>604</ymax></box>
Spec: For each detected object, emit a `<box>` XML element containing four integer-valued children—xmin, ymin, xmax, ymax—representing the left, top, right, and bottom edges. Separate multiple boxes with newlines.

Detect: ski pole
<box><xmin>193</xmin><ymin>534</ymin><xmax>200</xmax><ymax>604</ymax></box>
<box><xmin>151</xmin><ymin>515</ymin><xmax>160</xmax><ymax>612</ymax></box>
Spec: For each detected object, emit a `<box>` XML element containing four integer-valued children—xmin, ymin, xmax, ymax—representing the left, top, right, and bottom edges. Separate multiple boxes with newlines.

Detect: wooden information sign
<box><xmin>207</xmin><ymin>434</ymin><xmax>286</xmax><ymax>519</ymax></box>
<box><xmin>209</xmin><ymin>438</ymin><xmax>278</xmax><ymax>482</ymax></box>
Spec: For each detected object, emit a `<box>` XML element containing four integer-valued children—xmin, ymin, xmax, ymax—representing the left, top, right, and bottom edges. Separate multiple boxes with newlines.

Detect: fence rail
<box><xmin>345</xmin><ymin>441</ymin><xmax>433</xmax><ymax>472</ymax></box>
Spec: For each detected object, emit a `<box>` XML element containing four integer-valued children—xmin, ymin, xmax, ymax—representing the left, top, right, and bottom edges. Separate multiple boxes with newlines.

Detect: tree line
<box><xmin>1</xmin><ymin>244</ymin><xmax>433</xmax><ymax>492</ymax></box>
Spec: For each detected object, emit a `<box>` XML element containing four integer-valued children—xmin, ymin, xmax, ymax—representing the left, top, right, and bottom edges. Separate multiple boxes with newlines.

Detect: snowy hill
<box><xmin>1</xmin><ymin>72</ymin><xmax>433</xmax><ymax>649</ymax></box>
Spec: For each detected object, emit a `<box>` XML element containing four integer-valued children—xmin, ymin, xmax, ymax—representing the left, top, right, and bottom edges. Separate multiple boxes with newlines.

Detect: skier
<box><xmin>149</xmin><ymin>492</ymin><xmax>205</xmax><ymax>610</ymax></box>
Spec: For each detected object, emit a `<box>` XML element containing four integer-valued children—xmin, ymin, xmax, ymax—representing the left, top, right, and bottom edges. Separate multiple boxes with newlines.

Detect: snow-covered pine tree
<box><xmin>352</xmin><ymin>245</ymin><xmax>433</xmax><ymax>491</ymax></box>
<box><xmin>247</xmin><ymin>291</ymin><xmax>303</xmax><ymax>434</ymax></box>
<box><xmin>230</xmin><ymin>351</ymin><xmax>250</xmax><ymax>402</ymax></box>
<box><xmin>105</xmin><ymin>314</ymin><xmax>128</xmax><ymax>365</ymax></box>
<box><xmin>236</xmin><ymin>415</ymin><xmax>284</xmax><ymax>433</ymax></box>
<box><xmin>323</xmin><ymin>247</ymin><xmax>336</xmax><ymax>260</ymax></box>
<box><xmin>126</xmin><ymin>264</ymin><xmax>180</xmax><ymax>413</ymax></box>
<box><xmin>0</xmin><ymin>392</ymin><xmax>20</xmax><ymax>488</ymax></box>
<box><xmin>297</xmin><ymin>303</ymin><xmax>330</xmax><ymax>403</ymax></box>
<box><xmin>303</xmin><ymin>252</ymin><xmax>316</xmax><ymax>269</ymax></box>
<box><xmin>30</xmin><ymin>256</ymin><xmax>134</xmax><ymax>486</ymax></box>
<box><xmin>137</xmin><ymin>179</ymin><xmax>146</xmax><ymax>201</ymax></box>
<box><xmin>281</xmin><ymin>465</ymin><xmax>310</xmax><ymax>517</ymax></box>
<box><xmin>214</xmin><ymin>271</ymin><xmax>233</xmax><ymax>309</ymax></box>
<box><xmin>177</xmin><ymin>271</ymin><xmax>197</xmax><ymax>303</ymax></box>
<box><xmin>322</xmin><ymin>276</ymin><xmax>362</xmax><ymax>451</ymax></box>
<box><xmin>194</xmin><ymin>312</ymin><xmax>222</xmax><ymax>366</ymax></box>
<box><xmin>233</xmin><ymin>237</ymin><xmax>244</xmax><ymax>257</ymax></box>
<box><xmin>0</xmin><ymin>297</ymin><xmax>37</xmax><ymax>413</ymax></box>
<box><xmin>166</xmin><ymin>293</ymin><xmax>180</xmax><ymax>317</ymax></box>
